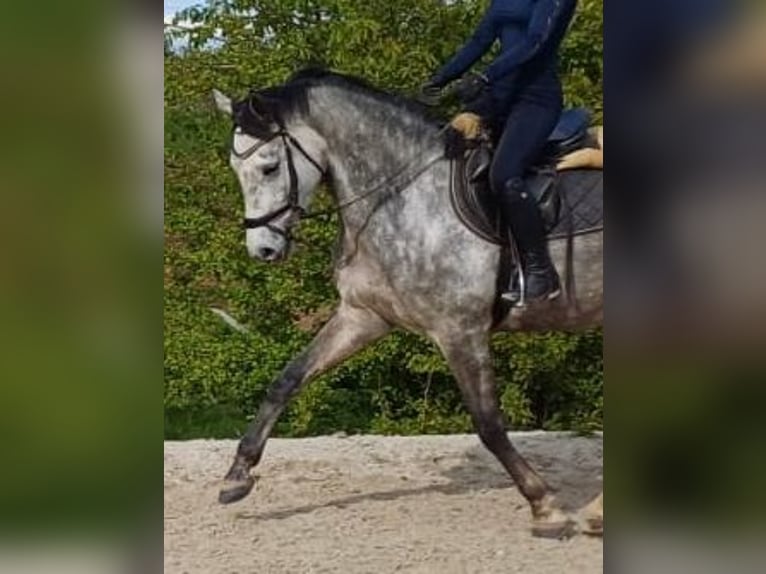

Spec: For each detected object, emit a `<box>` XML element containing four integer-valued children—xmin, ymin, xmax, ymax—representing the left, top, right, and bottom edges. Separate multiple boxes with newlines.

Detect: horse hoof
<box><xmin>581</xmin><ymin>516</ymin><xmax>603</xmax><ymax>536</ymax></box>
<box><xmin>218</xmin><ymin>476</ymin><xmax>256</xmax><ymax>504</ymax></box>
<box><xmin>531</xmin><ymin>518</ymin><xmax>578</xmax><ymax>540</ymax></box>
<box><xmin>578</xmin><ymin>492</ymin><xmax>603</xmax><ymax>536</ymax></box>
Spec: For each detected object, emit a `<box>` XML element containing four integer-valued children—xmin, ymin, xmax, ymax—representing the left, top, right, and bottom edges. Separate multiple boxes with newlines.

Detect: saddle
<box><xmin>450</xmin><ymin>108</ymin><xmax>603</xmax><ymax>246</ymax></box>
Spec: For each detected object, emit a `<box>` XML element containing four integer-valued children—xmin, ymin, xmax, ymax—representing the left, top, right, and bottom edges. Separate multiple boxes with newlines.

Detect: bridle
<box><xmin>232</xmin><ymin>125</ymin><xmax>325</xmax><ymax>241</ymax></box>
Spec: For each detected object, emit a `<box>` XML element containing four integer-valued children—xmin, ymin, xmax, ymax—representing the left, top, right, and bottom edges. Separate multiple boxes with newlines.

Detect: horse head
<box><xmin>213</xmin><ymin>88</ymin><xmax>328</xmax><ymax>262</ymax></box>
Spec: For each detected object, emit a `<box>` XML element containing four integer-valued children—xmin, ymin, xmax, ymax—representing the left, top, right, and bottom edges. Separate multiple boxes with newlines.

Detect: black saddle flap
<box><xmin>526</xmin><ymin>169</ymin><xmax>561</xmax><ymax>233</ymax></box>
<box><xmin>450</xmin><ymin>146</ymin><xmax>507</xmax><ymax>246</ymax></box>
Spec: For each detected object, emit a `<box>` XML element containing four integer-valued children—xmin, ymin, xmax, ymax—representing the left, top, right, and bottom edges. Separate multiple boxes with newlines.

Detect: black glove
<box><xmin>418</xmin><ymin>79</ymin><xmax>443</xmax><ymax>106</ymax></box>
<box><xmin>453</xmin><ymin>72</ymin><xmax>489</xmax><ymax>106</ymax></box>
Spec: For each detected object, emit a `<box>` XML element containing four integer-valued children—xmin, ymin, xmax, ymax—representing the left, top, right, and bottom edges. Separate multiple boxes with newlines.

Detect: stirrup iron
<box><xmin>501</xmin><ymin>266</ymin><xmax>527</xmax><ymax>306</ymax></box>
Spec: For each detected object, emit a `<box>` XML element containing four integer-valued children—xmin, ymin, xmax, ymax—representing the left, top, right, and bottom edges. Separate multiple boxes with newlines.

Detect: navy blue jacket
<box><xmin>433</xmin><ymin>0</ymin><xmax>577</xmax><ymax>114</ymax></box>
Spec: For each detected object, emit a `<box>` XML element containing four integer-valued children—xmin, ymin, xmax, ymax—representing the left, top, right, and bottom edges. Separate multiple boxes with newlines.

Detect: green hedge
<box><xmin>164</xmin><ymin>0</ymin><xmax>603</xmax><ymax>439</ymax></box>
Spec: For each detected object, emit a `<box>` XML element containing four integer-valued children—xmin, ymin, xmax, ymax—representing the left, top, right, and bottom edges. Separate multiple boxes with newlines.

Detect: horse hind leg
<box><xmin>219</xmin><ymin>304</ymin><xmax>390</xmax><ymax>504</ymax></box>
<box><xmin>435</xmin><ymin>333</ymin><xmax>577</xmax><ymax>539</ymax></box>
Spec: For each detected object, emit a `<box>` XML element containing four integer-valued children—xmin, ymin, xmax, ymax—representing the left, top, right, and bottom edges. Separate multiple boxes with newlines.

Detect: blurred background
<box><xmin>0</xmin><ymin>1</ymin><xmax>161</xmax><ymax>572</ymax></box>
<box><xmin>606</xmin><ymin>0</ymin><xmax>766</xmax><ymax>571</ymax></box>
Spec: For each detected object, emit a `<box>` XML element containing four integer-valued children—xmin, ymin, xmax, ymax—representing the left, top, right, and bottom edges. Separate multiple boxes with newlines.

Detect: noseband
<box><xmin>232</xmin><ymin>126</ymin><xmax>325</xmax><ymax>240</ymax></box>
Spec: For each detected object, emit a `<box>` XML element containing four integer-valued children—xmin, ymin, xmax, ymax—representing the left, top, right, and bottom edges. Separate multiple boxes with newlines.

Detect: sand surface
<box><xmin>164</xmin><ymin>433</ymin><xmax>602</xmax><ymax>573</ymax></box>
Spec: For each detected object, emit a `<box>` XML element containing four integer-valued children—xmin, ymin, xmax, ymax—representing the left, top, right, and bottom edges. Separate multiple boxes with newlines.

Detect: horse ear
<box><xmin>247</xmin><ymin>93</ymin><xmax>276</xmax><ymax>122</ymax></box>
<box><xmin>212</xmin><ymin>89</ymin><xmax>233</xmax><ymax>116</ymax></box>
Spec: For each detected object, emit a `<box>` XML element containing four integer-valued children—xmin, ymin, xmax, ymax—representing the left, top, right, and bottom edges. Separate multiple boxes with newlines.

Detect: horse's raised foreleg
<box><xmin>219</xmin><ymin>304</ymin><xmax>390</xmax><ymax>504</ymax></box>
<box><xmin>436</xmin><ymin>332</ymin><xmax>576</xmax><ymax>538</ymax></box>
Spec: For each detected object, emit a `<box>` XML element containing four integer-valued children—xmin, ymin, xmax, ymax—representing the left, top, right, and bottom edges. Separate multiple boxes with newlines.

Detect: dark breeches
<box><xmin>489</xmin><ymin>84</ymin><xmax>563</xmax><ymax>196</ymax></box>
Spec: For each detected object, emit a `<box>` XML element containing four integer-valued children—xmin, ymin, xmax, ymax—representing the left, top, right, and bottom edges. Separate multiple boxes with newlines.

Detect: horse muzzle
<box><xmin>246</xmin><ymin>228</ymin><xmax>289</xmax><ymax>262</ymax></box>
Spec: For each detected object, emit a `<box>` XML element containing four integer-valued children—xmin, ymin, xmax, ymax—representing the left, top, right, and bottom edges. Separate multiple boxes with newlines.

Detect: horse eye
<box><xmin>262</xmin><ymin>164</ymin><xmax>280</xmax><ymax>176</ymax></box>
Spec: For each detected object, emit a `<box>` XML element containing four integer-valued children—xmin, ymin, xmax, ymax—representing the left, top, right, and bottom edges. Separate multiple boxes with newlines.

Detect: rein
<box><xmin>301</xmin><ymin>145</ymin><xmax>445</xmax><ymax>223</ymax></box>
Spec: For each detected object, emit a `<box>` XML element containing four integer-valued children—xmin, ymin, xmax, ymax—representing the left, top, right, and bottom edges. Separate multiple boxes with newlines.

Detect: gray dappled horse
<box><xmin>212</xmin><ymin>70</ymin><xmax>602</xmax><ymax>537</ymax></box>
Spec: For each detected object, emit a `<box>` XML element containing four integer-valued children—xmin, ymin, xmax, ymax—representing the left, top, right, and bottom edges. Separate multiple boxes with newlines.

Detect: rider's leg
<box><xmin>499</xmin><ymin>178</ymin><xmax>561</xmax><ymax>301</ymax></box>
<box><xmin>489</xmin><ymin>87</ymin><xmax>562</xmax><ymax>303</ymax></box>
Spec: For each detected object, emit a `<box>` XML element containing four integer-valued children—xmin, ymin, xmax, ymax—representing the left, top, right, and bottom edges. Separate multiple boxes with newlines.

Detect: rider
<box><xmin>422</xmin><ymin>0</ymin><xmax>578</xmax><ymax>303</ymax></box>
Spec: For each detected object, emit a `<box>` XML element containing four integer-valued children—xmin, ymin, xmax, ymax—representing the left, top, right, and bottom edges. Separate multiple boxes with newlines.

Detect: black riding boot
<box><xmin>499</xmin><ymin>178</ymin><xmax>561</xmax><ymax>303</ymax></box>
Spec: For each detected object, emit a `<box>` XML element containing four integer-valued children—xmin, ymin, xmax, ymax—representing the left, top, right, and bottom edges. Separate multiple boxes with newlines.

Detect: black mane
<box><xmin>233</xmin><ymin>67</ymin><xmax>440</xmax><ymax>138</ymax></box>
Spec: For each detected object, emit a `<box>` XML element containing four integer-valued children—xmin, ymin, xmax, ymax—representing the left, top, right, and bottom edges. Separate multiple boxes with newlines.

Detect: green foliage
<box><xmin>559</xmin><ymin>0</ymin><xmax>604</xmax><ymax>121</ymax></box>
<box><xmin>164</xmin><ymin>0</ymin><xmax>603</xmax><ymax>439</ymax></box>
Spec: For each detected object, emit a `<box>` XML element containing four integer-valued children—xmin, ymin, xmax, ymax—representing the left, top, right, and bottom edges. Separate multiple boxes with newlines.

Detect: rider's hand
<box><xmin>453</xmin><ymin>72</ymin><xmax>489</xmax><ymax>105</ymax></box>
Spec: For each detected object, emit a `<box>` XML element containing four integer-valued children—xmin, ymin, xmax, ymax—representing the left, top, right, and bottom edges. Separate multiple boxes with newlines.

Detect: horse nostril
<box><xmin>257</xmin><ymin>247</ymin><xmax>277</xmax><ymax>260</ymax></box>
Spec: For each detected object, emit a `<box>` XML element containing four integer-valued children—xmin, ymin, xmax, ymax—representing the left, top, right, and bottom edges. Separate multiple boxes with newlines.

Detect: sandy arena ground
<box><xmin>164</xmin><ymin>432</ymin><xmax>602</xmax><ymax>573</ymax></box>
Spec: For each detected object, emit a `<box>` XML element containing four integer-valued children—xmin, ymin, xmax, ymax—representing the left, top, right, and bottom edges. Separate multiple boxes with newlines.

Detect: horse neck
<box><xmin>302</xmin><ymin>86</ymin><xmax>444</xmax><ymax>229</ymax></box>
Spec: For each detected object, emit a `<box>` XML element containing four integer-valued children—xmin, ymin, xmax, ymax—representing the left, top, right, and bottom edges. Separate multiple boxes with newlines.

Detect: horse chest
<box><xmin>335</xmin><ymin>257</ymin><xmax>443</xmax><ymax>329</ymax></box>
